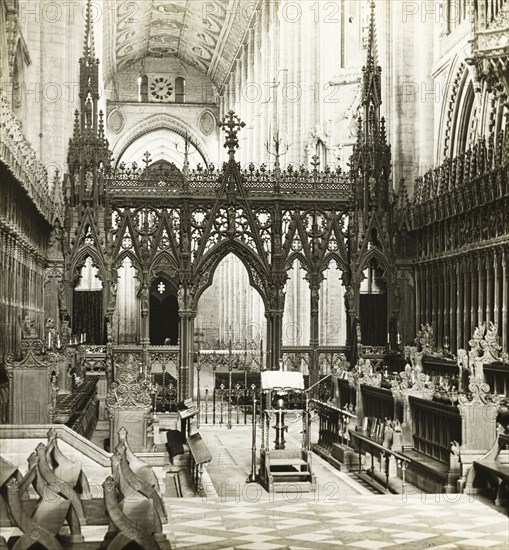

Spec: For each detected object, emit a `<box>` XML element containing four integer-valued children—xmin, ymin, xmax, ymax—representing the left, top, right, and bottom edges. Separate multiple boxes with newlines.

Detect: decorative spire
<box><xmin>397</xmin><ymin>178</ymin><xmax>409</xmax><ymax>209</ymax></box>
<box><xmin>83</xmin><ymin>0</ymin><xmax>96</xmax><ymax>60</ymax></box>
<box><xmin>219</xmin><ymin>111</ymin><xmax>246</xmax><ymax>158</ymax></box>
<box><xmin>67</xmin><ymin>0</ymin><xmax>110</xmax><ymax>210</ymax></box>
<box><xmin>361</xmin><ymin>0</ymin><xmax>382</xmax><ymax>125</ymax></box>
<box><xmin>366</xmin><ymin>0</ymin><xmax>378</xmax><ymax>73</ymax></box>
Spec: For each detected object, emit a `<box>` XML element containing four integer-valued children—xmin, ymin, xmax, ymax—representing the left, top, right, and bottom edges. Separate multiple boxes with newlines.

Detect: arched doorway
<box><xmin>149</xmin><ymin>277</ymin><xmax>179</xmax><ymax>345</ymax></box>
<box><xmin>359</xmin><ymin>258</ymin><xmax>387</xmax><ymax>346</ymax></box>
<box><xmin>73</xmin><ymin>256</ymin><xmax>104</xmax><ymax>344</ymax></box>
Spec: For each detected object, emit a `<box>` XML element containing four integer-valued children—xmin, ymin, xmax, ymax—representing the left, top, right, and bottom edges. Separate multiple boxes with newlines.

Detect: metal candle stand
<box><xmin>246</xmin><ymin>384</ymin><xmax>259</xmax><ymax>483</ymax></box>
<box><xmin>272</xmin><ymin>394</ymin><xmax>288</xmax><ymax>450</ymax></box>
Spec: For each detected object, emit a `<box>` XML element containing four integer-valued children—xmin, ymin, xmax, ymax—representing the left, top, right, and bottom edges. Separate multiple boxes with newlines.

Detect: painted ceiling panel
<box><xmin>106</xmin><ymin>0</ymin><xmax>255</xmax><ymax>89</ymax></box>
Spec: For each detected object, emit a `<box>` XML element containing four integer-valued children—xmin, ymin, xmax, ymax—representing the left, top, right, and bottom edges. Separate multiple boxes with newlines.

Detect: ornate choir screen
<box><xmin>61</xmin><ymin>107</ymin><xmax>398</xmax><ymax>400</ymax></box>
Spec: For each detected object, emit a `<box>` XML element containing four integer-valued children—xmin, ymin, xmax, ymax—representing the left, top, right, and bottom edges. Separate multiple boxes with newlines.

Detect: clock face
<box><xmin>150</xmin><ymin>77</ymin><xmax>173</xmax><ymax>101</ymax></box>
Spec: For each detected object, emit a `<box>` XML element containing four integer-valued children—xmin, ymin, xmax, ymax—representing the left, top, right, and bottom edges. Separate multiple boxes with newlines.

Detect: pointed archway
<box><xmin>149</xmin><ymin>277</ymin><xmax>179</xmax><ymax>345</ymax></box>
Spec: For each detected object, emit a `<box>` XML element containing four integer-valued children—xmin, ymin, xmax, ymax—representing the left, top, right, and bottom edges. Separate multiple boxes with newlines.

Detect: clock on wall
<box><xmin>150</xmin><ymin>76</ymin><xmax>173</xmax><ymax>102</ymax></box>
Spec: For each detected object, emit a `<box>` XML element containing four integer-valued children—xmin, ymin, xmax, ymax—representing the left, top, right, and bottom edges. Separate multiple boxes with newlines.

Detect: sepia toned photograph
<box><xmin>0</xmin><ymin>0</ymin><xmax>508</xmax><ymax>548</ymax></box>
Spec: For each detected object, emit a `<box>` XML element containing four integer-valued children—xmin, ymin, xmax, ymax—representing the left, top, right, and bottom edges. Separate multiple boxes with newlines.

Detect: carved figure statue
<box><xmin>177</xmin><ymin>284</ymin><xmax>185</xmax><ymax>309</ymax></box>
<box><xmin>61</xmin><ymin>319</ymin><xmax>71</xmax><ymax>346</ymax></box>
<box><xmin>140</xmin><ymin>234</ymin><xmax>151</xmax><ymax>261</ymax></box>
<box><xmin>107</xmin><ymin>229</ymin><xmax>116</xmax><ymax>257</ymax></box>
<box><xmin>47</xmin><ymin>224</ymin><xmax>63</xmax><ymax>259</ymax></box>
<box><xmin>450</xmin><ymin>440</ymin><xmax>461</xmax><ymax>471</ymax></box>
<box><xmin>393</xmin><ymin>284</ymin><xmax>401</xmax><ymax>312</ymax></box>
<box><xmin>58</xmin><ymin>282</ymin><xmax>67</xmax><ymax>314</ymax></box>
<box><xmin>473</xmin><ymin>323</ymin><xmax>485</xmax><ymax>341</ymax></box>
<box><xmin>50</xmin><ymin>372</ymin><xmax>59</xmax><ymax>408</ymax></box>
<box><xmin>105</xmin><ymin>360</ymin><xmax>113</xmax><ymax>387</ymax></box>
<box><xmin>84</xmin><ymin>170</ymin><xmax>94</xmax><ymax>193</ymax></box>
<box><xmin>109</xmin><ymin>282</ymin><xmax>118</xmax><ymax>311</ymax></box>
<box><xmin>141</xmin><ymin>285</ymin><xmax>149</xmax><ymax>316</ymax></box>
<box><xmin>344</xmin><ymin>285</ymin><xmax>354</xmax><ymax>312</ymax></box>
<box><xmin>21</xmin><ymin>315</ymin><xmax>37</xmax><ymax>338</ymax></box>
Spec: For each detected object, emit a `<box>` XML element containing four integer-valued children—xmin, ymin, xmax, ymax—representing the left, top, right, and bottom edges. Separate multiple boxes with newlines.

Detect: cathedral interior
<box><xmin>1</xmin><ymin>0</ymin><xmax>509</xmax><ymax>548</ymax></box>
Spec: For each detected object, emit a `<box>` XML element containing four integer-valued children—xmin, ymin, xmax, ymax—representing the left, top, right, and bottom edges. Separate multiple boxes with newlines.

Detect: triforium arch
<box><xmin>111</xmin><ymin>113</ymin><xmax>212</xmax><ymax>167</ymax></box>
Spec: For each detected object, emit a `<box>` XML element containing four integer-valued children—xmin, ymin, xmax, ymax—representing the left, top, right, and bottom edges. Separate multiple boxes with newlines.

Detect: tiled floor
<box><xmin>161</xmin><ymin>424</ymin><xmax>509</xmax><ymax>549</ymax></box>
<box><xmin>163</xmin><ymin>493</ymin><xmax>509</xmax><ymax>549</ymax></box>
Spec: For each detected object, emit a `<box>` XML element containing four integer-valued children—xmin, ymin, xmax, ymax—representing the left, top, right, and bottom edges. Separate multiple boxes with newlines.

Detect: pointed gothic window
<box><xmin>175</xmin><ymin>77</ymin><xmax>185</xmax><ymax>103</ymax></box>
<box><xmin>138</xmin><ymin>74</ymin><xmax>148</xmax><ymax>102</ymax></box>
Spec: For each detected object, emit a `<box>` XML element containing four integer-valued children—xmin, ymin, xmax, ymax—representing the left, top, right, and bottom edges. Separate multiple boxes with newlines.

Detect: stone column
<box><xmin>309</xmin><ymin>282</ymin><xmax>320</xmax><ymax>389</ymax></box>
<box><xmin>420</xmin><ymin>265</ymin><xmax>425</xmax><ymax>328</ymax></box>
<box><xmin>266</xmin><ymin>310</ymin><xmax>284</xmax><ymax>371</ymax></box>
<box><xmin>44</xmin><ymin>265</ymin><xmax>64</xmax><ymax>331</ymax></box>
<box><xmin>444</xmin><ymin>261</ymin><xmax>450</xmax><ymax>345</ymax></box>
<box><xmin>478</xmin><ymin>253</ymin><xmax>486</xmax><ymax>325</ymax></box>
<box><xmin>260</xmin><ymin>0</ymin><xmax>270</xmax><ymax>163</ymax></box>
<box><xmin>415</xmin><ymin>265</ymin><xmax>420</xmax><ymax>334</ymax></box>
<box><xmin>450</xmin><ymin>260</ymin><xmax>457</xmax><ymax>352</ymax></box>
<box><xmin>493</xmin><ymin>249</ymin><xmax>500</xmax><ymax>326</ymax></box>
<box><xmin>247</xmin><ymin>28</ymin><xmax>255</xmax><ymax>162</ymax></box>
<box><xmin>421</xmin><ymin>264</ymin><xmax>431</xmax><ymax>324</ymax></box>
<box><xmin>292</xmin><ymin>8</ymin><xmax>303</xmax><ymax>161</ymax></box>
<box><xmin>464</xmin><ymin>256</ymin><xmax>471</xmax><ymax>345</ymax></box>
<box><xmin>486</xmin><ymin>253</ymin><xmax>493</xmax><ymax>323</ymax></box>
<box><xmin>431</xmin><ymin>262</ymin><xmax>438</xmax><ymax>341</ymax></box>
<box><xmin>456</xmin><ymin>259</ymin><xmax>463</xmax><ymax>350</ymax></box>
<box><xmin>253</xmin><ymin>11</ymin><xmax>262</xmax><ymax>165</ymax></box>
<box><xmin>502</xmin><ymin>248</ymin><xmax>508</xmax><ymax>350</ymax></box>
<box><xmin>278</xmin><ymin>10</ymin><xmax>288</xmax><ymax>165</ymax></box>
<box><xmin>140</xmin><ymin>284</ymin><xmax>150</xmax><ymax>345</ymax></box>
<box><xmin>179</xmin><ymin>310</ymin><xmax>195</xmax><ymax>401</ymax></box>
<box><xmin>470</xmin><ymin>254</ymin><xmax>477</xmax><ymax>333</ymax></box>
<box><xmin>437</xmin><ymin>261</ymin><xmax>443</xmax><ymax>347</ymax></box>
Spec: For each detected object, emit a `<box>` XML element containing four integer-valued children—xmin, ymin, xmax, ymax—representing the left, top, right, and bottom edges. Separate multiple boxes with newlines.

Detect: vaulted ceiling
<box><xmin>103</xmin><ymin>0</ymin><xmax>257</xmax><ymax>90</ymax></box>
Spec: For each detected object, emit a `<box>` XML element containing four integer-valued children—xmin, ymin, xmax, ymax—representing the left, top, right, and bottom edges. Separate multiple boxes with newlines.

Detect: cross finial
<box><xmin>219</xmin><ymin>110</ymin><xmax>246</xmax><ymax>157</ymax></box>
<box><xmin>311</xmin><ymin>154</ymin><xmax>320</xmax><ymax>171</ymax></box>
<box><xmin>142</xmin><ymin>151</ymin><xmax>152</xmax><ymax>169</ymax></box>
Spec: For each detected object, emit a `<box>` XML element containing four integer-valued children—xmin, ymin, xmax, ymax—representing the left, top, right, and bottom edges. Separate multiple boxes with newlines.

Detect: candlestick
<box><xmin>397</xmin><ymin>333</ymin><xmax>401</xmax><ymax>345</ymax></box>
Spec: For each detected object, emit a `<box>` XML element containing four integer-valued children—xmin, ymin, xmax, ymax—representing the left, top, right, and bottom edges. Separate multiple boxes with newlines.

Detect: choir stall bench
<box><xmin>466</xmin><ymin>430</ymin><xmax>509</xmax><ymax>506</ymax></box>
<box><xmin>186</xmin><ymin>432</ymin><xmax>212</xmax><ymax>495</ymax></box>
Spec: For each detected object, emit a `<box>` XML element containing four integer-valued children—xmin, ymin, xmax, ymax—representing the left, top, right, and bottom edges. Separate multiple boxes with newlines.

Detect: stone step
<box><xmin>271</xmin><ymin>481</ymin><xmax>314</xmax><ymax>493</ymax></box>
<box><xmin>270</xmin><ymin>458</ymin><xmax>307</xmax><ymax>467</ymax></box>
<box><xmin>270</xmin><ymin>470</ymin><xmax>310</xmax><ymax>476</ymax></box>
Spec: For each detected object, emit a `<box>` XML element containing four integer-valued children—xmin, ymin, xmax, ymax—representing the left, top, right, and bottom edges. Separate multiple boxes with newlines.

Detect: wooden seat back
<box><xmin>6</xmin><ymin>451</ymin><xmax>68</xmax><ymax>550</ymax></box>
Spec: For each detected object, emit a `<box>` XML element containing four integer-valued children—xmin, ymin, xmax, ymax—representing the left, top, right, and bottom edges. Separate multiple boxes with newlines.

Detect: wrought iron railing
<box><xmin>310</xmin><ymin>399</ymin><xmax>356</xmax><ymax>450</ymax></box>
<box><xmin>198</xmin><ymin>385</ymin><xmax>260</xmax><ymax>427</ymax></box>
<box><xmin>105</xmin><ymin>159</ymin><xmax>352</xmax><ymax>198</ymax></box>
